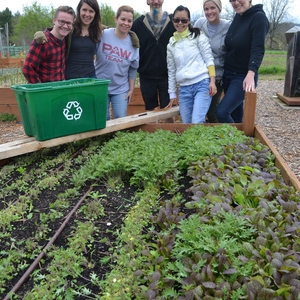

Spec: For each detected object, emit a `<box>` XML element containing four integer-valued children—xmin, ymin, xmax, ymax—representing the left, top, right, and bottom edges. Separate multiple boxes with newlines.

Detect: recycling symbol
<box><xmin>63</xmin><ymin>101</ymin><xmax>83</xmax><ymax>121</ymax></box>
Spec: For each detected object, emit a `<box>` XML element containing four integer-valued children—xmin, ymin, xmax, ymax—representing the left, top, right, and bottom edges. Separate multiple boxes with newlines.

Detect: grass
<box><xmin>258</xmin><ymin>50</ymin><xmax>287</xmax><ymax>80</ymax></box>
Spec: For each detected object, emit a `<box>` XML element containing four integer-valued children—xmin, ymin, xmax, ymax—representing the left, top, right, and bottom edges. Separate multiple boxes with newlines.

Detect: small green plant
<box><xmin>1</xmin><ymin>124</ymin><xmax>300</xmax><ymax>299</ymax></box>
<box><xmin>0</xmin><ymin>113</ymin><xmax>17</xmax><ymax>122</ymax></box>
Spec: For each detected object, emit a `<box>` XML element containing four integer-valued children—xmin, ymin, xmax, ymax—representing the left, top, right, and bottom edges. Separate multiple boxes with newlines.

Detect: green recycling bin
<box><xmin>11</xmin><ymin>78</ymin><xmax>110</xmax><ymax>141</ymax></box>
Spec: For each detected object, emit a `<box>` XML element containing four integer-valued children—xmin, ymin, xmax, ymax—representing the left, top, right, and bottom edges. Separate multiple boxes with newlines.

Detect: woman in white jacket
<box><xmin>167</xmin><ymin>5</ymin><xmax>217</xmax><ymax>124</ymax></box>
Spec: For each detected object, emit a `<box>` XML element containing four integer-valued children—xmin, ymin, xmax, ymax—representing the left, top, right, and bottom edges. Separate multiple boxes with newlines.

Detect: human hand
<box><xmin>126</xmin><ymin>90</ymin><xmax>134</xmax><ymax>103</ymax></box>
<box><xmin>34</xmin><ymin>31</ymin><xmax>48</xmax><ymax>44</ymax></box>
<box><xmin>243</xmin><ymin>71</ymin><xmax>256</xmax><ymax>92</ymax></box>
<box><xmin>165</xmin><ymin>98</ymin><xmax>176</xmax><ymax>109</ymax></box>
<box><xmin>209</xmin><ymin>82</ymin><xmax>217</xmax><ymax>96</ymax></box>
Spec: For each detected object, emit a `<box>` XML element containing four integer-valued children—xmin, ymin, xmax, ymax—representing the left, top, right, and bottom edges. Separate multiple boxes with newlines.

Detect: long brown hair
<box><xmin>73</xmin><ymin>0</ymin><xmax>102</xmax><ymax>43</ymax></box>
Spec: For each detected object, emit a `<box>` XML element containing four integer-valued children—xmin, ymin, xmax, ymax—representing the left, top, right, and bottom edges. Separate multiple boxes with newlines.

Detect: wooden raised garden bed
<box><xmin>0</xmin><ymin>55</ymin><xmax>24</xmax><ymax>68</ymax></box>
<box><xmin>1</xmin><ymin>89</ymin><xmax>300</xmax><ymax>298</ymax></box>
<box><xmin>0</xmin><ymin>88</ymin><xmax>299</xmax><ymax>191</ymax></box>
<box><xmin>0</xmin><ymin>87</ymin><xmax>22</xmax><ymax>120</ymax></box>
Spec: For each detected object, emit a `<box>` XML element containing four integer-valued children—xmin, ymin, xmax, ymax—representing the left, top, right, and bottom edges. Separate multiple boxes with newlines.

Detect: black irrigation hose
<box><xmin>3</xmin><ymin>185</ymin><xmax>94</xmax><ymax>300</ymax></box>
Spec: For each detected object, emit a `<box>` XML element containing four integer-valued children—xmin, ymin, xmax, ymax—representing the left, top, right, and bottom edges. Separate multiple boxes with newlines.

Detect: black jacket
<box><xmin>131</xmin><ymin>13</ymin><xmax>175</xmax><ymax>79</ymax></box>
<box><xmin>224</xmin><ymin>4</ymin><xmax>269</xmax><ymax>74</ymax></box>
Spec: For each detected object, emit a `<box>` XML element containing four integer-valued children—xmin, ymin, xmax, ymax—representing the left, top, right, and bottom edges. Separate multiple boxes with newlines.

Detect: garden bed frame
<box><xmin>0</xmin><ymin>91</ymin><xmax>299</xmax><ymax>191</ymax></box>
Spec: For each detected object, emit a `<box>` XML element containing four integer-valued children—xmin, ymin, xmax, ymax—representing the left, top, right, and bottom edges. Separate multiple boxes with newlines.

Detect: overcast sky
<box><xmin>0</xmin><ymin>0</ymin><xmax>299</xmax><ymax>22</ymax></box>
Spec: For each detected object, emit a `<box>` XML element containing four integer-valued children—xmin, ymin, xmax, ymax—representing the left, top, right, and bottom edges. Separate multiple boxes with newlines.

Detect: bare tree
<box><xmin>191</xmin><ymin>10</ymin><xmax>203</xmax><ymax>25</ymax></box>
<box><xmin>222</xmin><ymin>4</ymin><xmax>235</xmax><ymax>21</ymax></box>
<box><xmin>262</xmin><ymin>0</ymin><xmax>294</xmax><ymax>49</ymax></box>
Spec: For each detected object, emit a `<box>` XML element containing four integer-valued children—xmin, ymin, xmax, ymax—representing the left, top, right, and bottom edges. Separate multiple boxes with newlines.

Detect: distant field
<box><xmin>259</xmin><ymin>50</ymin><xmax>287</xmax><ymax>80</ymax></box>
<box><xmin>0</xmin><ymin>50</ymin><xmax>289</xmax><ymax>86</ymax></box>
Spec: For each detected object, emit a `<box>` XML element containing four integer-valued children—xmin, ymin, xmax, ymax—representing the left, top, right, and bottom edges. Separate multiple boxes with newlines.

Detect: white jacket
<box><xmin>167</xmin><ymin>30</ymin><xmax>214</xmax><ymax>99</ymax></box>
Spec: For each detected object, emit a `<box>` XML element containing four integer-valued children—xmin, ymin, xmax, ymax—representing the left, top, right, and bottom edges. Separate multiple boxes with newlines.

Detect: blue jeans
<box><xmin>179</xmin><ymin>78</ymin><xmax>211</xmax><ymax>124</ymax></box>
<box><xmin>106</xmin><ymin>92</ymin><xmax>128</xmax><ymax>120</ymax></box>
<box><xmin>216</xmin><ymin>69</ymin><xmax>258</xmax><ymax>123</ymax></box>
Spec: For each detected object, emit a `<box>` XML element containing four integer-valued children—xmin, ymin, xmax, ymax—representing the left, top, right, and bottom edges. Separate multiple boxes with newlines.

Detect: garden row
<box><xmin>0</xmin><ymin>124</ymin><xmax>299</xmax><ymax>299</ymax></box>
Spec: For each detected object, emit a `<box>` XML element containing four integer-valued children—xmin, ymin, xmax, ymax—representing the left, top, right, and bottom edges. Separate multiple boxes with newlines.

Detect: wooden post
<box><xmin>242</xmin><ymin>92</ymin><xmax>257</xmax><ymax>136</ymax></box>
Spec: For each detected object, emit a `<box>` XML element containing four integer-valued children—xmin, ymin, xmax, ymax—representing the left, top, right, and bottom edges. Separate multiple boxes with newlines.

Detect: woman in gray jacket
<box><xmin>194</xmin><ymin>0</ymin><xmax>230</xmax><ymax>123</ymax></box>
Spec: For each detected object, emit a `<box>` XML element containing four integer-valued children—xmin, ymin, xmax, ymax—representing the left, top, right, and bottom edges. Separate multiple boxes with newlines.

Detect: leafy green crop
<box><xmin>1</xmin><ymin>124</ymin><xmax>300</xmax><ymax>299</ymax></box>
<box><xmin>99</xmin><ymin>134</ymin><xmax>300</xmax><ymax>299</ymax></box>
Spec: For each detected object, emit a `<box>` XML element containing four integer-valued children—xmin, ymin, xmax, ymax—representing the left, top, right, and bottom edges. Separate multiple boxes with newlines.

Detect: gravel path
<box><xmin>0</xmin><ymin>80</ymin><xmax>299</xmax><ymax>182</ymax></box>
<box><xmin>255</xmin><ymin>80</ymin><xmax>300</xmax><ymax>181</ymax></box>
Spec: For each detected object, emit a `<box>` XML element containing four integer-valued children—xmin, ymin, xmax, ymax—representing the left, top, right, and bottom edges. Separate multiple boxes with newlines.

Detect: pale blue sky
<box><xmin>0</xmin><ymin>0</ymin><xmax>299</xmax><ymax>22</ymax></box>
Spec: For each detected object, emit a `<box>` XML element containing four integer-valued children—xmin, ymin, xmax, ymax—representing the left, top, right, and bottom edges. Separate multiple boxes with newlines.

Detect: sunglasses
<box><xmin>172</xmin><ymin>18</ymin><xmax>189</xmax><ymax>24</ymax></box>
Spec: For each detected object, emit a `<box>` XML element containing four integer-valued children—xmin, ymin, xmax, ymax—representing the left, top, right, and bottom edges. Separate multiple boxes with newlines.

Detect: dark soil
<box><xmin>0</xmin><ymin>137</ymin><xmax>193</xmax><ymax>299</ymax></box>
<box><xmin>7</xmin><ymin>184</ymin><xmax>137</xmax><ymax>298</ymax></box>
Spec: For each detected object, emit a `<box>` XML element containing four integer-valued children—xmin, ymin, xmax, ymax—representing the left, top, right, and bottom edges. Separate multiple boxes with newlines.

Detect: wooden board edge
<box><xmin>0</xmin><ymin>107</ymin><xmax>180</xmax><ymax>160</ymax></box>
<box><xmin>254</xmin><ymin>125</ymin><xmax>300</xmax><ymax>191</ymax></box>
<box><xmin>276</xmin><ymin>93</ymin><xmax>300</xmax><ymax>106</ymax></box>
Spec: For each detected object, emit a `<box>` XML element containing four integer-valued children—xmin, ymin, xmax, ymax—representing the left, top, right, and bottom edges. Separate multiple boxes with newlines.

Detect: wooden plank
<box><xmin>242</xmin><ymin>92</ymin><xmax>257</xmax><ymax>136</ymax></box>
<box><xmin>276</xmin><ymin>93</ymin><xmax>300</xmax><ymax>106</ymax></box>
<box><xmin>0</xmin><ymin>107</ymin><xmax>179</xmax><ymax>160</ymax></box>
<box><xmin>127</xmin><ymin>105</ymin><xmax>147</xmax><ymax>116</ymax></box>
<box><xmin>0</xmin><ymin>57</ymin><xmax>23</xmax><ymax>68</ymax></box>
<box><xmin>0</xmin><ymin>88</ymin><xmax>22</xmax><ymax>121</ymax></box>
<box><xmin>254</xmin><ymin>125</ymin><xmax>300</xmax><ymax>191</ymax></box>
<box><xmin>130</xmin><ymin>88</ymin><xmax>144</xmax><ymax>105</ymax></box>
<box><xmin>0</xmin><ymin>105</ymin><xmax>21</xmax><ymax>120</ymax></box>
<box><xmin>0</xmin><ymin>88</ymin><xmax>17</xmax><ymax>104</ymax></box>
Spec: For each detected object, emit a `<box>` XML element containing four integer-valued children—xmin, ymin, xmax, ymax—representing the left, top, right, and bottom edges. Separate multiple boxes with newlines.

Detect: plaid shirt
<box><xmin>23</xmin><ymin>29</ymin><xmax>66</xmax><ymax>83</ymax></box>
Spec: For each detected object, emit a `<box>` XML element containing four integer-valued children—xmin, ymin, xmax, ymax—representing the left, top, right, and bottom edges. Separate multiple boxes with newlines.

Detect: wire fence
<box><xmin>0</xmin><ymin>46</ymin><xmax>29</xmax><ymax>58</ymax></box>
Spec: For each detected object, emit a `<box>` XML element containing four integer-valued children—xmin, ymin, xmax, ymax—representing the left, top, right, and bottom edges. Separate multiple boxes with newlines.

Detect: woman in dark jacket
<box><xmin>216</xmin><ymin>0</ymin><xmax>269</xmax><ymax>123</ymax></box>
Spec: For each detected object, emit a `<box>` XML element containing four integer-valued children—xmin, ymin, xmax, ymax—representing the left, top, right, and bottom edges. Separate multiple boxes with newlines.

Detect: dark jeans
<box><xmin>139</xmin><ymin>77</ymin><xmax>170</xmax><ymax>110</ymax></box>
<box><xmin>206</xmin><ymin>80</ymin><xmax>223</xmax><ymax>123</ymax></box>
<box><xmin>216</xmin><ymin>69</ymin><xmax>258</xmax><ymax>123</ymax></box>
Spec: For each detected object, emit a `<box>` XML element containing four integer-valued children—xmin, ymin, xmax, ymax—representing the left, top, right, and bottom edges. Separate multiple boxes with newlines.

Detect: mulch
<box><xmin>0</xmin><ymin>121</ymin><xmax>27</xmax><ymax>144</ymax></box>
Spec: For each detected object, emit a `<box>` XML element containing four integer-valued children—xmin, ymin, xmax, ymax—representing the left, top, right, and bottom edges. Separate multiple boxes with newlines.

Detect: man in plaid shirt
<box><xmin>23</xmin><ymin>6</ymin><xmax>75</xmax><ymax>83</ymax></box>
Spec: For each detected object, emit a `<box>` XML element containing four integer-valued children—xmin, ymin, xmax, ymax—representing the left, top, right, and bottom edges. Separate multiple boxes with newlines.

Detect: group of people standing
<box><xmin>22</xmin><ymin>0</ymin><xmax>269</xmax><ymax>124</ymax></box>
<box><xmin>23</xmin><ymin>0</ymin><xmax>139</xmax><ymax>120</ymax></box>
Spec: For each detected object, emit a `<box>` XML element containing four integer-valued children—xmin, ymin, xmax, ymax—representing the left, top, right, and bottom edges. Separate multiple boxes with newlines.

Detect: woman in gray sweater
<box><xmin>194</xmin><ymin>0</ymin><xmax>230</xmax><ymax>123</ymax></box>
